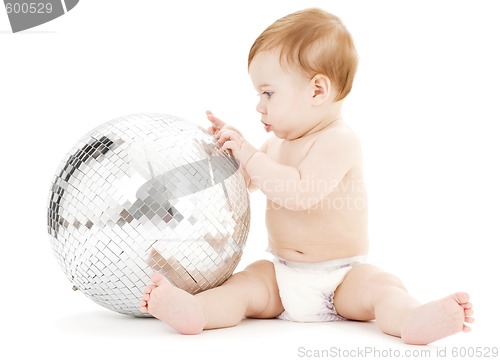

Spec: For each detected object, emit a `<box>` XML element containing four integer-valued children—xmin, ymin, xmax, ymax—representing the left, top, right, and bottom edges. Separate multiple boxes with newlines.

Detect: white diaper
<box><xmin>273</xmin><ymin>255</ymin><xmax>366</xmax><ymax>322</ymax></box>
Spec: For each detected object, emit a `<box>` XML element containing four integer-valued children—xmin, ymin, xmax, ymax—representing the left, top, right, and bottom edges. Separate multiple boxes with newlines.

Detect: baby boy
<box><xmin>140</xmin><ymin>8</ymin><xmax>473</xmax><ymax>345</ymax></box>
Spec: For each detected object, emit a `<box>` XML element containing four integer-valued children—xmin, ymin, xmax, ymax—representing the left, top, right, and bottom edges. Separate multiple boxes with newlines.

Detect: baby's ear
<box><xmin>310</xmin><ymin>74</ymin><xmax>333</xmax><ymax>105</ymax></box>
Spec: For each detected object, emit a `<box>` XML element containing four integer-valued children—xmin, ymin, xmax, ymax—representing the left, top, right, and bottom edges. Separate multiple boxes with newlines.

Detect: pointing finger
<box><xmin>206</xmin><ymin>111</ymin><xmax>226</xmax><ymax>129</ymax></box>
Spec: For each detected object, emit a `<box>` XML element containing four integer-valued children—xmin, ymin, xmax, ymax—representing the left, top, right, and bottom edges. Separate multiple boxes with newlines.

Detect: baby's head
<box><xmin>248</xmin><ymin>8</ymin><xmax>358</xmax><ymax>102</ymax></box>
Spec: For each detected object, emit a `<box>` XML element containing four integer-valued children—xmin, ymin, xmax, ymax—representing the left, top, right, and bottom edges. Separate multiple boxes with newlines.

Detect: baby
<box><xmin>140</xmin><ymin>8</ymin><xmax>473</xmax><ymax>345</ymax></box>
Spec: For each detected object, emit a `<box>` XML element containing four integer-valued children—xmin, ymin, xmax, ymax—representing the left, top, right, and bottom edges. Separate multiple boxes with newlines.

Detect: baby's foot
<box><xmin>401</xmin><ymin>292</ymin><xmax>474</xmax><ymax>345</ymax></box>
<box><xmin>140</xmin><ymin>272</ymin><xmax>206</xmax><ymax>335</ymax></box>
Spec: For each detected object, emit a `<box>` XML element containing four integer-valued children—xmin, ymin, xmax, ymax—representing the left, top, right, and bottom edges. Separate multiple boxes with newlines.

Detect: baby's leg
<box><xmin>140</xmin><ymin>260</ymin><xmax>284</xmax><ymax>334</ymax></box>
<box><xmin>334</xmin><ymin>264</ymin><xmax>474</xmax><ymax>345</ymax></box>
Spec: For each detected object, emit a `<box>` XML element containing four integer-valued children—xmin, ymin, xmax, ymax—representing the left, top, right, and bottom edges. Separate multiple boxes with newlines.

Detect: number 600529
<box><xmin>5</xmin><ymin>2</ymin><xmax>53</xmax><ymax>14</ymax></box>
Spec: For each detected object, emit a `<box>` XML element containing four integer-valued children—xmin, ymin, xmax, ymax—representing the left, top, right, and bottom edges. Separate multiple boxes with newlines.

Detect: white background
<box><xmin>1</xmin><ymin>1</ymin><xmax>499</xmax><ymax>360</ymax></box>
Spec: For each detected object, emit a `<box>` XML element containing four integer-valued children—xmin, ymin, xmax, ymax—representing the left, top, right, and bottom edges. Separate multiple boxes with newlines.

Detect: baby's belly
<box><xmin>266</xmin><ymin>202</ymin><xmax>369</xmax><ymax>263</ymax></box>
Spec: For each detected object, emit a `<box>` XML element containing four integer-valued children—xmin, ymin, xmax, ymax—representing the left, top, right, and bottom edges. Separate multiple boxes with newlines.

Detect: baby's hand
<box><xmin>218</xmin><ymin>129</ymin><xmax>257</xmax><ymax>167</ymax></box>
<box><xmin>206</xmin><ymin>111</ymin><xmax>241</xmax><ymax>137</ymax></box>
<box><xmin>206</xmin><ymin>111</ymin><xmax>257</xmax><ymax>167</ymax></box>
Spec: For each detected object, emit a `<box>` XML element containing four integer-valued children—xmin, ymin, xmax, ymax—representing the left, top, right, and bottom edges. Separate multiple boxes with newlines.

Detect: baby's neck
<box><xmin>302</xmin><ymin>102</ymin><xmax>343</xmax><ymax>137</ymax></box>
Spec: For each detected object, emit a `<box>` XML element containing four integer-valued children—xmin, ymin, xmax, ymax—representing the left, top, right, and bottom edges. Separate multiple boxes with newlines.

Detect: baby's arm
<box><xmin>232</xmin><ymin>129</ymin><xmax>360</xmax><ymax>211</ymax></box>
<box><xmin>209</xmin><ymin>112</ymin><xmax>360</xmax><ymax>210</ymax></box>
<box><xmin>248</xmin><ymin>131</ymin><xmax>360</xmax><ymax>210</ymax></box>
<box><xmin>246</xmin><ymin>139</ymin><xmax>269</xmax><ymax>192</ymax></box>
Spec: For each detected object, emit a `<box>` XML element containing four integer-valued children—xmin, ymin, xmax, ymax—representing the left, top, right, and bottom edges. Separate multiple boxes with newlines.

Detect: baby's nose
<box><xmin>256</xmin><ymin>100</ymin><xmax>266</xmax><ymax>114</ymax></box>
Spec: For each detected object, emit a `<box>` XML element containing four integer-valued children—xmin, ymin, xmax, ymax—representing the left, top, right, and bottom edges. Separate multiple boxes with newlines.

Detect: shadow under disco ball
<box><xmin>47</xmin><ymin>113</ymin><xmax>250</xmax><ymax>317</ymax></box>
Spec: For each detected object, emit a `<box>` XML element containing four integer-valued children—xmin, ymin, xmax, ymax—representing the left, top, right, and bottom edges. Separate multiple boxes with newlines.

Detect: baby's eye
<box><xmin>262</xmin><ymin>91</ymin><xmax>274</xmax><ymax>99</ymax></box>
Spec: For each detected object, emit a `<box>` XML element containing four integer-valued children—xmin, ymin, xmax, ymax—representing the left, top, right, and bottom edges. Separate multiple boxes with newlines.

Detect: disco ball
<box><xmin>47</xmin><ymin>113</ymin><xmax>250</xmax><ymax>316</ymax></box>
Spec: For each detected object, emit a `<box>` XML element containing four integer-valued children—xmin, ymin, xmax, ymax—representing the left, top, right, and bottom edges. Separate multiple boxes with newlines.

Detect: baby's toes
<box><xmin>455</xmin><ymin>292</ymin><xmax>470</xmax><ymax>305</ymax></box>
<box><xmin>144</xmin><ymin>284</ymin><xmax>155</xmax><ymax>296</ymax></box>
<box><xmin>465</xmin><ymin>316</ymin><xmax>475</xmax><ymax>324</ymax></box>
<box><xmin>461</xmin><ymin>302</ymin><xmax>472</xmax><ymax>310</ymax></box>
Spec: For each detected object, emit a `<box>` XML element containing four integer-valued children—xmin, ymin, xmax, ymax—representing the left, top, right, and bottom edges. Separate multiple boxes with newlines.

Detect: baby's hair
<box><xmin>248</xmin><ymin>8</ymin><xmax>358</xmax><ymax>101</ymax></box>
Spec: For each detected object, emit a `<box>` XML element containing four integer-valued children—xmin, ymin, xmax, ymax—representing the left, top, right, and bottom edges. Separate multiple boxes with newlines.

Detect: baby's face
<box><xmin>249</xmin><ymin>50</ymin><xmax>315</xmax><ymax>140</ymax></box>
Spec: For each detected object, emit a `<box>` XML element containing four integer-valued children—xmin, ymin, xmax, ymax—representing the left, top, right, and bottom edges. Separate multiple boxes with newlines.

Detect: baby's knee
<box><xmin>349</xmin><ymin>264</ymin><xmax>406</xmax><ymax>292</ymax></box>
<box><xmin>240</xmin><ymin>260</ymin><xmax>277</xmax><ymax>289</ymax></box>
<box><xmin>369</xmin><ymin>270</ymin><xmax>407</xmax><ymax>292</ymax></box>
<box><xmin>244</xmin><ymin>259</ymin><xmax>274</xmax><ymax>272</ymax></box>
<box><xmin>225</xmin><ymin>260</ymin><xmax>275</xmax><ymax>289</ymax></box>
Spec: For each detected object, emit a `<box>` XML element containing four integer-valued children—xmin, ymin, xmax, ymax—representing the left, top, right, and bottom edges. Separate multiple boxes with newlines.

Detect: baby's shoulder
<box><xmin>314</xmin><ymin>122</ymin><xmax>361</xmax><ymax>150</ymax></box>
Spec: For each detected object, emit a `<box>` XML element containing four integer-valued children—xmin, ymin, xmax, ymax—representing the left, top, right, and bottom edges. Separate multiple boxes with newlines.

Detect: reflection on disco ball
<box><xmin>47</xmin><ymin>113</ymin><xmax>250</xmax><ymax>316</ymax></box>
